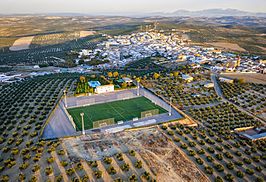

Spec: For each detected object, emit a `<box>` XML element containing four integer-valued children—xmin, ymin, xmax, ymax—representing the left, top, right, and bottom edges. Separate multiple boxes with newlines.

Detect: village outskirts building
<box><xmin>181</xmin><ymin>74</ymin><xmax>194</xmax><ymax>83</ymax></box>
<box><xmin>219</xmin><ymin>77</ymin><xmax>234</xmax><ymax>84</ymax></box>
<box><xmin>204</xmin><ymin>82</ymin><xmax>214</xmax><ymax>88</ymax></box>
<box><xmin>95</xmin><ymin>84</ymin><xmax>115</xmax><ymax>94</ymax></box>
<box><xmin>235</xmin><ymin>127</ymin><xmax>266</xmax><ymax>142</ymax></box>
<box><xmin>88</xmin><ymin>80</ymin><xmax>115</xmax><ymax>94</ymax></box>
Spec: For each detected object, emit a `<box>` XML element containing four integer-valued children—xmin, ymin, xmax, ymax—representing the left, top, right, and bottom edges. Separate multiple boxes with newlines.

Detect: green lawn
<box><xmin>67</xmin><ymin>96</ymin><xmax>167</xmax><ymax>130</ymax></box>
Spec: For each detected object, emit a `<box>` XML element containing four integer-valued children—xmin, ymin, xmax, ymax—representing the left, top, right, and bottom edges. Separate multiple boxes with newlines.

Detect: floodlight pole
<box><xmin>80</xmin><ymin>113</ymin><xmax>85</xmax><ymax>135</ymax></box>
<box><xmin>63</xmin><ymin>90</ymin><xmax>67</xmax><ymax>108</ymax></box>
<box><xmin>169</xmin><ymin>97</ymin><xmax>172</xmax><ymax>116</ymax></box>
<box><xmin>137</xmin><ymin>81</ymin><xmax>140</xmax><ymax>96</ymax></box>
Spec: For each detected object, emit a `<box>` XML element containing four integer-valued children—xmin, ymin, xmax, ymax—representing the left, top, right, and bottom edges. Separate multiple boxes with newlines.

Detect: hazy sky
<box><xmin>1</xmin><ymin>0</ymin><xmax>266</xmax><ymax>14</ymax></box>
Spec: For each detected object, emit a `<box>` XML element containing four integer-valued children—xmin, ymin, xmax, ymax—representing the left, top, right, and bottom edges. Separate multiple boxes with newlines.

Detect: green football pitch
<box><xmin>67</xmin><ymin>96</ymin><xmax>167</xmax><ymax>131</ymax></box>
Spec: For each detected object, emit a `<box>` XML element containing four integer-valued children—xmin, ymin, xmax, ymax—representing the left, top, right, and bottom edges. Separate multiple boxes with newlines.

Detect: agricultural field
<box><xmin>162</xmin><ymin>122</ymin><xmax>266</xmax><ymax>182</ymax></box>
<box><xmin>67</xmin><ymin>96</ymin><xmax>167</xmax><ymax>130</ymax></box>
<box><xmin>0</xmin><ymin>72</ymin><xmax>204</xmax><ymax>182</ymax></box>
<box><xmin>0</xmin><ymin>74</ymin><xmax>79</xmax><ymax>181</ymax></box>
<box><xmin>220</xmin><ymin>81</ymin><xmax>266</xmax><ymax>119</ymax></box>
<box><xmin>30</xmin><ymin>32</ymin><xmax>80</xmax><ymax>49</ymax></box>
<box><xmin>137</xmin><ymin>67</ymin><xmax>265</xmax><ymax>181</ymax></box>
<box><xmin>207</xmin><ymin>42</ymin><xmax>246</xmax><ymax>52</ymax></box>
<box><xmin>221</xmin><ymin>73</ymin><xmax>266</xmax><ymax>84</ymax></box>
<box><xmin>142</xmin><ymin>67</ymin><xmax>219</xmax><ymax>109</ymax></box>
<box><xmin>0</xmin><ymin>34</ymin><xmax>105</xmax><ymax>66</ymax></box>
<box><xmin>61</xmin><ymin>126</ymin><xmax>209</xmax><ymax>182</ymax></box>
<box><xmin>189</xmin><ymin>102</ymin><xmax>262</xmax><ymax>131</ymax></box>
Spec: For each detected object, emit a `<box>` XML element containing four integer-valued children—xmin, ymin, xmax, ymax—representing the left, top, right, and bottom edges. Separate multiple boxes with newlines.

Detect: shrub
<box><xmin>55</xmin><ymin>175</ymin><xmax>63</xmax><ymax>182</ymax></box>
<box><xmin>47</xmin><ymin>157</ymin><xmax>54</xmax><ymax>164</ymax></box>
<box><xmin>204</xmin><ymin>166</ymin><xmax>213</xmax><ymax>174</ymax></box>
<box><xmin>107</xmin><ymin>166</ymin><xmax>117</xmax><ymax>175</ymax></box>
<box><xmin>245</xmin><ymin>168</ymin><xmax>254</xmax><ymax>175</ymax></box>
<box><xmin>215</xmin><ymin>176</ymin><xmax>223</xmax><ymax>182</ymax></box>
<box><xmin>45</xmin><ymin>167</ymin><xmax>53</xmax><ymax>175</ymax></box>
<box><xmin>103</xmin><ymin>157</ymin><xmax>112</xmax><ymax>164</ymax></box>
<box><xmin>57</xmin><ymin>150</ymin><xmax>65</xmax><ymax>155</ymax></box>
<box><xmin>129</xmin><ymin>150</ymin><xmax>136</xmax><ymax>156</ymax></box>
<box><xmin>60</xmin><ymin>160</ymin><xmax>68</xmax><ymax>167</ymax></box>
<box><xmin>142</xmin><ymin>171</ymin><xmax>150</xmax><ymax>180</ymax></box>
<box><xmin>116</xmin><ymin>153</ymin><xmax>124</xmax><ymax>161</ymax></box>
<box><xmin>19</xmin><ymin>162</ymin><xmax>29</xmax><ymax>170</ymax></box>
<box><xmin>94</xmin><ymin>170</ymin><xmax>102</xmax><ymax>179</ymax></box>
<box><xmin>120</xmin><ymin>163</ymin><xmax>130</xmax><ymax>171</ymax></box>
<box><xmin>135</xmin><ymin>160</ymin><xmax>142</xmax><ymax>169</ymax></box>
<box><xmin>129</xmin><ymin>174</ymin><xmax>137</xmax><ymax>181</ymax></box>
<box><xmin>224</xmin><ymin>174</ymin><xmax>234</xmax><ymax>182</ymax></box>
<box><xmin>214</xmin><ymin>163</ymin><xmax>224</xmax><ymax>172</ymax></box>
<box><xmin>66</xmin><ymin>168</ymin><xmax>75</xmax><ymax>176</ymax></box>
<box><xmin>19</xmin><ymin>173</ymin><xmax>26</xmax><ymax>181</ymax></box>
<box><xmin>32</xmin><ymin>165</ymin><xmax>40</xmax><ymax>172</ymax></box>
<box><xmin>75</xmin><ymin>162</ymin><xmax>83</xmax><ymax>170</ymax></box>
<box><xmin>196</xmin><ymin>158</ymin><xmax>204</xmax><ymax>165</ymax></box>
<box><xmin>236</xmin><ymin>170</ymin><xmax>244</xmax><ymax>178</ymax></box>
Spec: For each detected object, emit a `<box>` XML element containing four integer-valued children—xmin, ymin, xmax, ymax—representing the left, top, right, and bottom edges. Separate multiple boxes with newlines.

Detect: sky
<box><xmin>1</xmin><ymin>0</ymin><xmax>266</xmax><ymax>14</ymax></box>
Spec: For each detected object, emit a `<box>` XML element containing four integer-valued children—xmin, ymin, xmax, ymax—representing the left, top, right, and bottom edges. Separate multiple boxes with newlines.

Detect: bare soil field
<box><xmin>208</xmin><ymin>42</ymin><xmax>246</xmax><ymax>52</ymax></box>
<box><xmin>9</xmin><ymin>36</ymin><xmax>34</xmax><ymax>51</ymax></box>
<box><xmin>132</xmin><ymin>128</ymin><xmax>209</xmax><ymax>182</ymax></box>
<box><xmin>79</xmin><ymin>31</ymin><xmax>96</xmax><ymax>38</ymax></box>
<box><xmin>256</xmin><ymin>46</ymin><xmax>266</xmax><ymax>51</ymax></box>
<box><xmin>62</xmin><ymin>127</ymin><xmax>209</xmax><ymax>181</ymax></box>
<box><xmin>222</xmin><ymin>73</ymin><xmax>266</xmax><ymax>84</ymax></box>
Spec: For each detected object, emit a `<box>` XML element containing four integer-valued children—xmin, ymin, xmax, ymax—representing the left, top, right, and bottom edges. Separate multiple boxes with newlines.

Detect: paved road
<box><xmin>211</xmin><ymin>74</ymin><xmax>223</xmax><ymax>98</ymax></box>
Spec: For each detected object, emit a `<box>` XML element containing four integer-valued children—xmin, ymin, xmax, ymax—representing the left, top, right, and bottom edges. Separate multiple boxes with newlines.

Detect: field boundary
<box><xmin>63</xmin><ymin>106</ymin><xmax>76</xmax><ymax>130</ymax></box>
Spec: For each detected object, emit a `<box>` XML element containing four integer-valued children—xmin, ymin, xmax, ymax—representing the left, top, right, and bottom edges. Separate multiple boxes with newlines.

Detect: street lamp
<box><xmin>169</xmin><ymin>97</ymin><xmax>172</xmax><ymax>116</ymax></box>
<box><xmin>137</xmin><ymin>81</ymin><xmax>140</xmax><ymax>96</ymax></box>
<box><xmin>80</xmin><ymin>113</ymin><xmax>85</xmax><ymax>135</ymax></box>
<box><xmin>63</xmin><ymin>90</ymin><xmax>67</xmax><ymax>108</ymax></box>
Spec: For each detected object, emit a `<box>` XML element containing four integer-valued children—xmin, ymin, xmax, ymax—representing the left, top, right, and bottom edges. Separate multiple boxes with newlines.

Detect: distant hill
<box><xmin>154</xmin><ymin>9</ymin><xmax>266</xmax><ymax>17</ymax></box>
<box><xmin>1</xmin><ymin>9</ymin><xmax>265</xmax><ymax>18</ymax></box>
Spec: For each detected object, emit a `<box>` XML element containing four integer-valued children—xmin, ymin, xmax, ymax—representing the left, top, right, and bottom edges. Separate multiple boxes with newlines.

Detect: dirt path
<box><xmin>80</xmin><ymin>161</ymin><xmax>96</xmax><ymax>182</ymax></box>
<box><xmin>134</xmin><ymin>152</ymin><xmax>156</xmax><ymax>179</ymax></box>
<box><xmin>51</xmin><ymin>151</ymin><xmax>69</xmax><ymax>182</ymax></box>
<box><xmin>123</xmin><ymin>154</ymin><xmax>143</xmax><ymax>177</ymax></box>
<box><xmin>97</xmin><ymin>161</ymin><xmax>113</xmax><ymax>181</ymax></box>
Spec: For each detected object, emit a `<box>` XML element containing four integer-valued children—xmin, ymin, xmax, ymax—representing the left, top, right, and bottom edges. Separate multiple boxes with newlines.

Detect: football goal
<box><xmin>141</xmin><ymin>109</ymin><xmax>159</xmax><ymax>118</ymax></box>
<box><xmin>93</xmin><ymin>118</ymin><xmax>115</xmax><ymax>128</ymax></box>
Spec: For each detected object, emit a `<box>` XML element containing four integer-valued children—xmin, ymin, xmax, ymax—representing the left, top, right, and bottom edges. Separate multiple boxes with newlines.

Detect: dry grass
<box><xmin>208</xmin><ymin>42</ymin><xmax>246</xmax><ymax>52</ymax></box>
<box><xmin>222</xmin><ymin>73</ymin><xmax>266</xmax><ymax>84</ymax></box>
<box><xmin>256</xmin><ymin>46</ymin><xmax>266</xmax><ymax>51</ymax></box>
<box><xmin>80</xmin><ymin>31</ymin><xmax>96</xmax><ymax>38</ymax></box>
<box><xmin>9</xmin><ymin>36</ymin><xmax>34</xmax><ymax>51</ymax></box>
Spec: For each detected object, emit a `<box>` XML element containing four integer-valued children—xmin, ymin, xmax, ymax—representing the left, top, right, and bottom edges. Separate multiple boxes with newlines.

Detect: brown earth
<box><xmin>222</xmin><ymin>73</ymin><xmax>266</xmax><ymax>84</ymax></box>
<box><xmin>208</xmin><ymin>42</ymin><xmax>246</xmax><ymax>52</ymax></box>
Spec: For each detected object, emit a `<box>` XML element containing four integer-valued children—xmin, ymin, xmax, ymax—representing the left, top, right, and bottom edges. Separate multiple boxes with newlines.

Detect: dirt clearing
<box><xmin>222</xmin><ymin>73</ymin><xmax>266</xmax><ymax>84</ymax></box>
<box><xmin>208</xmin><ymin>42</ymin><xmax>246</xmax><ymax>52</ymax></box>
<box><xmin>9</xmin><ymin>36</ymin><xmax>34</xmax><ymax>51</ymax></box>
<box><xmin>62</xmin><ymin>127</ymin><xmax>209</xmax><ymax>182</ymax></box>
<box><xmin>80</xmin><ymin>31</ymin><xmax>96</xmax><ymax>38</ymax></box>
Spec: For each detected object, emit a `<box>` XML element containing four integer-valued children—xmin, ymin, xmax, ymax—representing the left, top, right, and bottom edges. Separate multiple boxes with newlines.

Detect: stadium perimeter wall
<box><xmin>66</xmin><ymin>89</ymin><xmax>137</xmax><ymax>109</ymax></box>
<box><xmin>139</xmin><ymin>88</ymin><xmax>170</xmax><ymax>112</ymax></box>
